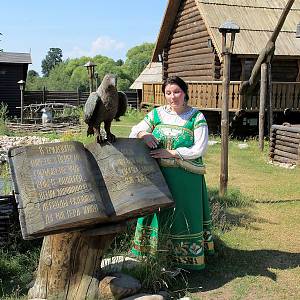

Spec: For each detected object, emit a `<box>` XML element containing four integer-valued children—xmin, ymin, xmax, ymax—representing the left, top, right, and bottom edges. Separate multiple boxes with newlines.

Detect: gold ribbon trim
<box><xmin>158</xmin><ymin>158</ymin><xmax>206</xmax><ymax>175</ymax></box>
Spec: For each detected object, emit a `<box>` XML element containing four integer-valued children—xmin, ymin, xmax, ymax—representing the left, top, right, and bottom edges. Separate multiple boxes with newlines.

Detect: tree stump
<box><xmin>28</xmin><ymin>228</ymin><xmax>121</xmax><ymax>300</ymax></box>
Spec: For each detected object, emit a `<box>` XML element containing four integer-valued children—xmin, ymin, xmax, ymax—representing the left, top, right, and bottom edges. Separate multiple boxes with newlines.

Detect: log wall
<box><xmin>269</xmin><ymin>124</ymin><xmax>300</xmax><ymax>165</ymax></box>
<box><xmin>164</xmin><ymin>0</ymin><xmax>215</xmax><ymax>81</ymax></box>
<box><xmin>239</xmin><ymin>58</ymin><xmax>299</xmax><ymax>82</ymax></box>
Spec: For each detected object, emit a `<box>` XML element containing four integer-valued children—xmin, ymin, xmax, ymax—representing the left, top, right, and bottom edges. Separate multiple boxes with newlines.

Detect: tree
<box><xmin>27</xmin><ymin>43</ymin><xmax>154</xmax><ymax>91</ymax></box>
<box><xmin>41</xmin><ymin>48</ymin><xmax>63</xmax><ymax>77</ymax></box>
<box><xmin>28</xmin><ymin>70</ymin><xmax>39</xmax><ymax>78</ymax></box>
<box><xmin>123</xmin><ymin>43</ymin><xmax>155</xmax><ymax>80</ymax></box>
<box><xmin>116</xmin><ymin>59</ymin><xmax>124</xmax><ymax>66</ymax></box>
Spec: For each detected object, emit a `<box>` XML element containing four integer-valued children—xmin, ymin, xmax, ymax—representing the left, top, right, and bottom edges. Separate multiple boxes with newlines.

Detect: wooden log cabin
<box><xmin>269</xmin><ymin>124</ymin><xmax>300</xmax><ymax>165</ymax></box>
<box><xmin>0</xmin><ymin>52</ymin><xmax>32</xmax><ymax>117</ymax></box>
<box><xmin>137</xmin><ymin>0</ymin><xmax>300</xmax><ymax>134</ymax></box>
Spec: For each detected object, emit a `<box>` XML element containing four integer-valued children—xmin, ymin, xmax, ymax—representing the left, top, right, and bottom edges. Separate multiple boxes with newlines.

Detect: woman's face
<box><xmin>164</xmin><ymin>83</ymin><xmax>186</xmax><ymax>111</ymax></box>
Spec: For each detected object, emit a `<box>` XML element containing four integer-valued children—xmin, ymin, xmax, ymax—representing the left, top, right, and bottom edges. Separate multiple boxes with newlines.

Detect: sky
<box><xmin>1</xmin><ymin>0</ymin><xmax>168</xmax><ymax>74</ymax></box>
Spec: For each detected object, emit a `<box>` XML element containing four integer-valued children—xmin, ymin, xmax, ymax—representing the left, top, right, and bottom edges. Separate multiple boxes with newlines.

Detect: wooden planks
<box><xmin>24</xmin><ymin>90</ymin><xmax>138</xmax><ymax>108</ymax></box>
<box><xmin>142</xmin><ymin>82</ymin><xmax>241</xmax><ymax>111</ymax></box>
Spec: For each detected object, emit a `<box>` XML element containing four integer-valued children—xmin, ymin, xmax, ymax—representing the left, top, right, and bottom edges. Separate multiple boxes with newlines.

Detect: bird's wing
<box><xmin>115</xmin><ymin>91</ymin><xmax>128</xmax><ymax>119</ymax></box>
<box><xmin>83</xmin><ymin>92</ymin><xmax>101</xmax><ymax>123</ymax></box>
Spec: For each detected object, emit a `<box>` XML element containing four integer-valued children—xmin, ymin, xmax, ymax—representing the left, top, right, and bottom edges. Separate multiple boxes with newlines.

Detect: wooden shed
<box><xmin>0</xmin><ymin>52</ymin><xmax>32</xmax><ymax>117</ymax></box>
<box><xmin>139</xmin><ymin>0</ymin><xmax>300</xmax><ymax>133</ymax></box>
<box><xmin>130</xmin><ymin>62</ymin><xmax>162</xmax><ymax>105</ymax></box>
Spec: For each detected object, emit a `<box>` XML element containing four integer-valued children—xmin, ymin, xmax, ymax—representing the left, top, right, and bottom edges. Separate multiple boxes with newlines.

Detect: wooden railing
<box><xmin>142</xmin><ymin>81</ymin><xmax>300</xmax><ymax>112</ymax></box>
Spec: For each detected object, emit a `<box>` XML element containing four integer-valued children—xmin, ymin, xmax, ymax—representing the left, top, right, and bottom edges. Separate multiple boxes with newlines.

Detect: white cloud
<box><xmin>91</xmin><ymin>36</ymin><xmax>124</xmax><ymax>53</ymax></box>
<box><xmin>66</xmin><ymin>36</ymin><xmax>125</xmax><ymax>59</ymax></box>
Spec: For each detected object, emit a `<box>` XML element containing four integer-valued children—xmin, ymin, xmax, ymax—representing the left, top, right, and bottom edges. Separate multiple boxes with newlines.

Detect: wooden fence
<box><xmin>24</xmin><ymin>90</ymin><xmax>138</xmax><ymax>108</ymax></box>
<box><xmin>142</xmin><ymin>81</ymin><xmax>300</xmax><ymax>112</ymax></box>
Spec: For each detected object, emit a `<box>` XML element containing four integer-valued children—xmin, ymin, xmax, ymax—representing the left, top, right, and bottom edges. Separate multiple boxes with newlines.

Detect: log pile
<box><xmin>0</xmin><ymin>195</ymin><xmax>16</xmax><ymax>245</ymax></box>
<box><xmin>269</xmin><ymin>124</ymin><xmax>300</xmax><ymax>166</ymax></box>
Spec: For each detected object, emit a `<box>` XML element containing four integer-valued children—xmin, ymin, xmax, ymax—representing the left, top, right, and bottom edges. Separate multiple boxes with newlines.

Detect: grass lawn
<box><xmin>1</xmin><ymin>111</ymin><xmax>299</xmax><ymax>299</ymax></box>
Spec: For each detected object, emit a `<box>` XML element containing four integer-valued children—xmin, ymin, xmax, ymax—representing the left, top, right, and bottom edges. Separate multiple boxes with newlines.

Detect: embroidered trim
<box><xmin>169</xmin><ymin>232</ymin><xmax>204</xmax><ymax>239</ymax></box>
<box><xmin>158</xmin><ymin>158</ymin><xmax>206</xmax><ymax>175</ymax></box>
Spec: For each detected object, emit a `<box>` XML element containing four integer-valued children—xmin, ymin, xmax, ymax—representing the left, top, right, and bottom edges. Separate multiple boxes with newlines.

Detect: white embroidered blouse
<box><xmin>129</xmin><ymin>106</ymin><xmax>208</xmax><ymax>160</ymax></box>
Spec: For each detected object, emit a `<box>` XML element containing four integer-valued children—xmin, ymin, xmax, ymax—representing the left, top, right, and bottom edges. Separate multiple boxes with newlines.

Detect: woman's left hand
<box><xmin>150</xmin><ymin>149</ymin><xmax>178</xmax><ymax>159</ymax></box>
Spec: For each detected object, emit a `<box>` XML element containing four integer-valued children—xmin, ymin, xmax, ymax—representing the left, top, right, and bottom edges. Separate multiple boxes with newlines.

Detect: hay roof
<box><xmin>130</xmin><ymin>62</ymin><xmax>162</xmax><ymax>89</ymax></box>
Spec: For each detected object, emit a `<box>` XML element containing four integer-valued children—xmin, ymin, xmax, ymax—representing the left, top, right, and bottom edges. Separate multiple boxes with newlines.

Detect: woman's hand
<box><xmin>150</xmin><ymin>149</ymin><xmax>178</xmax><ymax>159</ymax></box>
<box><xmin>137</xmin><ymin>131</ymin><xmax>158</xmax><ymax>149</ymax></box>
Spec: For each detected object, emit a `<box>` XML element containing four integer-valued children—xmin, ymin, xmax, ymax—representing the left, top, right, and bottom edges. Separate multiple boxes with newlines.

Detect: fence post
<box><xmin>42</xmin><ymin>86</ymin><xmax>46</xmax><ymax>104</ymax></box>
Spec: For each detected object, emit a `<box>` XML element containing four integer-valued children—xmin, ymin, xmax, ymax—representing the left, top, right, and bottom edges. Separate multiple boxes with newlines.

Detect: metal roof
<box><xmin>0</xmin><ymin>52</ymin><xmax>32</xmax><ymax>64</ymax></box>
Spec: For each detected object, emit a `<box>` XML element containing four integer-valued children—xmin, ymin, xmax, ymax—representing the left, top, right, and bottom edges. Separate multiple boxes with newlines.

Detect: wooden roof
<box><xmin>152</xmin><ymin>0</ymin><xmax>300</xmax><ymax>61</ymax></box>
<box><xmin>0</xmin><ymin>52</ymin><xmax>32</xmax><ymax>64</ymax></box>
<box><xmin>130</xmin><ymin>62</ymin><xmax>162</xmax><ymax>89</ymax></box>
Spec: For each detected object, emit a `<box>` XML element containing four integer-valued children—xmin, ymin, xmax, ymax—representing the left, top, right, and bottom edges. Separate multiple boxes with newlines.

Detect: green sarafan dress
<box><xmin>130</xmin><ymin>106</ymin><xmax>214</xmax><ymax>270</ymax></box>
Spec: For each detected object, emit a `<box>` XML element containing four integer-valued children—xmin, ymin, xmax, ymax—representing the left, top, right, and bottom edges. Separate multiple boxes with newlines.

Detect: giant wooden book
<box><xmin>8</xmin><ymin>138</ymin><xmax>174</xmax><ymax>239</ymax></box>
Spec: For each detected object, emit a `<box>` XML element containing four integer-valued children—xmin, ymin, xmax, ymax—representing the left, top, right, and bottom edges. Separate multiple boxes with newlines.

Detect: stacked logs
<box><xmin>270</xmin><ymin>124</ymin><xmax>300</xmax><ymax>165</ymax></box>
<box><xmin>0</xmin><ymin>195</ymin><xmax>16</xmax><ymax>245</ymax></box>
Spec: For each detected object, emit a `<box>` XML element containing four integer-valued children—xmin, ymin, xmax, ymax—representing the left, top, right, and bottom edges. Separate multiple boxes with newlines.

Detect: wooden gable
<box><xmin>163</xmin><ymin>0</ymin><xmax>216</xmax><ymax>81</ymax></box>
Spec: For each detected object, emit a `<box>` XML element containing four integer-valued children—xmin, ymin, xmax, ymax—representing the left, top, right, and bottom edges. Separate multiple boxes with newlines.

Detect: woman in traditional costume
<box><xmin>129</xmin><ymin>76</ymin><xmax>214</xmax><ymax>270</ymax></box>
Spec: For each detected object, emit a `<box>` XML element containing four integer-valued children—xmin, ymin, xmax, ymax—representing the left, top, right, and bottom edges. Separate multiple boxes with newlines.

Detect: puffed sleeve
<box><xmin>129</xmin><ymin>110</ymin><xmax>155</xmax><ymax>138</ymax></box>
<box><xmin>175</xmin><ymin>112</ymin><xmax>209</xmax><ymax>160</ymax></box>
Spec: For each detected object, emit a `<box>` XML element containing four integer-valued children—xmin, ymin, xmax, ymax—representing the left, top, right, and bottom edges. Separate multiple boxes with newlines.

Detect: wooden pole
<box><xmin>20</xmin><ymin>88</ymin><xmax>24</xmax><ymax>124</ymax></box>
<box><xmin>43</xmin><ymin>86</ymin><xmax>46</xmax><ymax>104</ymax></box>
<box><xmin>240</xmin><ymin>0</ymin><xmax>295</xmax><ymax>95</ymax></box>
<box><xmin>268</xmin><ymin>62</ymin><xmax>273</xmax><ymax>136</ymax></box>
<box><xmin>219</xmin><ymin>50</ymin><xmax>231</xmax><ymax>197</ymax></box>
<box><xmin>259</xmin><ymin>63</ymin><xmax>268</xmax><ymax>151</ymax></box>
<box><xmin>89</xmin><ymin>78</ymin><xmax>93</xmax><ymax>94</ymax></box>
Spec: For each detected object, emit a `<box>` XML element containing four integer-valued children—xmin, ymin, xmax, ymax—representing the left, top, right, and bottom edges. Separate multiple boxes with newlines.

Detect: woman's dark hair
<box><xmin>162</xmin><ymin>76</ymin><xmax>189</xmax><ymax>101</ymax></box>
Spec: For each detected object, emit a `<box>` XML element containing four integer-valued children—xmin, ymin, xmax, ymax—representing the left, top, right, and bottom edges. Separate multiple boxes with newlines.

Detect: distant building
<box><xmin>0</xmin><ymin>52</ymin><xmax>32</xmax><ymax>117</ymax></box>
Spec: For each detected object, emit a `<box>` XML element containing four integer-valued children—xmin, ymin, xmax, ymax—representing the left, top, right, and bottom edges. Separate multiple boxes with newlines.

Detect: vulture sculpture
<box><xmin>84</xmin><ymin>74</ymin><xmax>128</xmax><ymax>143</ymax></box>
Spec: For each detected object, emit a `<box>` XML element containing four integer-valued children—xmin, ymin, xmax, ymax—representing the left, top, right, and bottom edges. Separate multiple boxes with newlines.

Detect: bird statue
<box><xmin>84</xmin><ymin>74</ymin><xmax>128</xmax><ymax>143</ymax></box>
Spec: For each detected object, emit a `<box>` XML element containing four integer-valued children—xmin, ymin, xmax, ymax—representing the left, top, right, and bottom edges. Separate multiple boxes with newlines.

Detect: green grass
<box><xmin>205</xmin><ymin>139</ymin><xmax>300</xmax><ymax>202</ymax></box>
<box><xmin>0</xmin><ymin>249</ymin><xmax>40</xmax><ymax>299</ymax></box>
